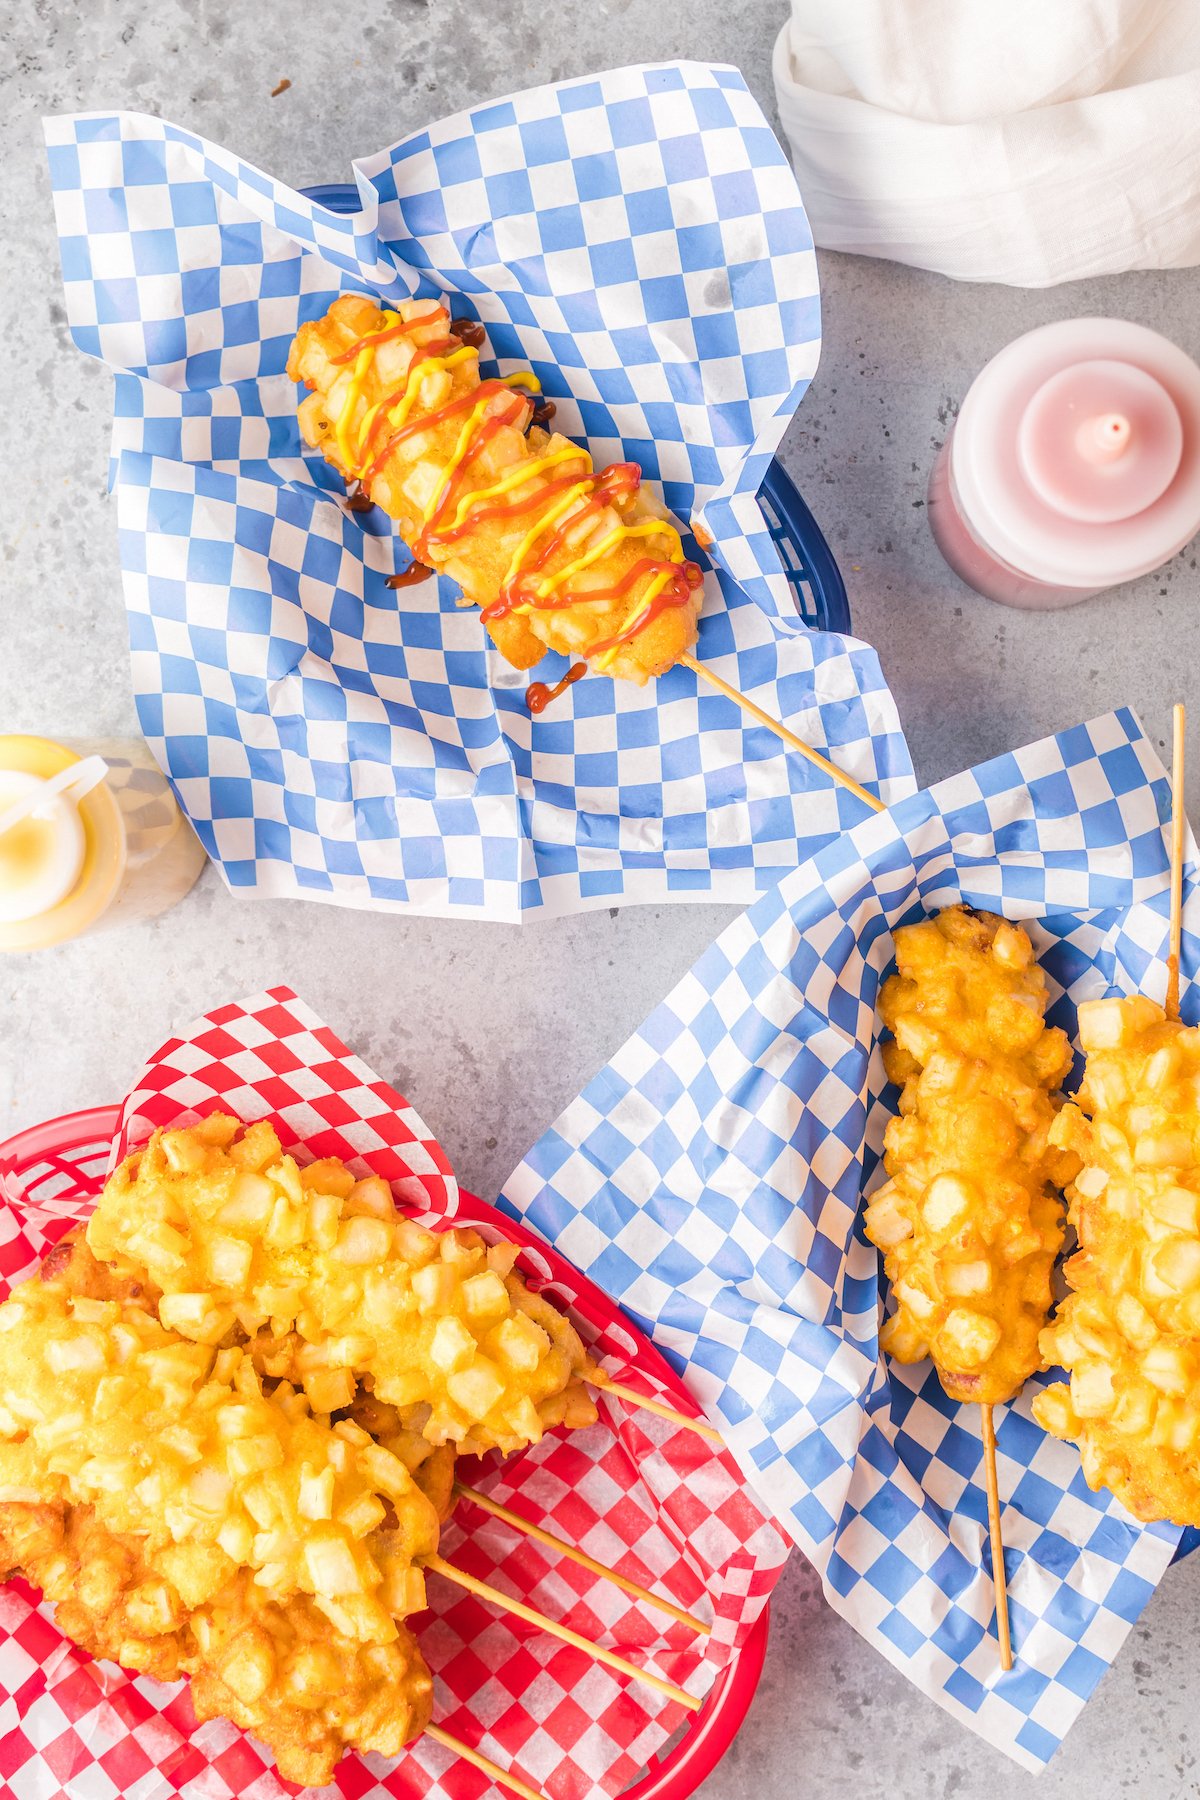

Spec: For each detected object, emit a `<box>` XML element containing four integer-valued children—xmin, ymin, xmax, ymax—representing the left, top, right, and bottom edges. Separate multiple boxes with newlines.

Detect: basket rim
<box><xmin>0</xmin><ymin>1103</ymin><xmax>771</xmax><ymax>1800</ymax></box>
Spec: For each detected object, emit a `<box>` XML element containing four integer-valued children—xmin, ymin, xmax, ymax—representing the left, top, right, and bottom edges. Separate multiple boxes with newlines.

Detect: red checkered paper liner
<box><xmin>0</xmin><ymin>988</ymin><xmax>788</xmax><ymax>1800</ymax></box>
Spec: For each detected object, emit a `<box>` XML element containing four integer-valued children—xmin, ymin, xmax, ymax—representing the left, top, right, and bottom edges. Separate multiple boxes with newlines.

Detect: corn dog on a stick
<box><xmin>86</xmin><ymin>1114</ymin><xmax>600</xmax><ymax>1456</ymax></box>
<box><xmin>287</xmin><ymin>295</ymin><xmax>703</xmax><ymax>684</ymax></box>
<box><xmin>865</xmin><ymin>907</ymin><xmax>1080</xmax><ymax>1405</ymax></box>
<box><xmin>1035</xmin><ymin>996</ymin><xmax>1200</xmax><ymax>1523</ymax></box>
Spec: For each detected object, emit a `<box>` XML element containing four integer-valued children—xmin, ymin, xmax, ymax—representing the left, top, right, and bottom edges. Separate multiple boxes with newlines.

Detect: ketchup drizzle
<box><xmin>526</xmin><ymin>662</ymin><xmax>586</xmax><ymax>714</ymax></box>
<box><xmin>386</xmin><ymin>562</ymin><xmax>433</xmax><ymax>589</ymax></box>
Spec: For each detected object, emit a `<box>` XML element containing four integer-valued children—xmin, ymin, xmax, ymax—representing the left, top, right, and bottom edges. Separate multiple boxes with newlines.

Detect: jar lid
<box><xmin>951</xmin><ymin>319</ymin><xmax>1200</xmax><ymax>588</ymax></box>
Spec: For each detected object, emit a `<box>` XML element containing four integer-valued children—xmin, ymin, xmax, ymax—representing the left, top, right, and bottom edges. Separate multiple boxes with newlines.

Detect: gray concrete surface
<box><xmin>3</xmin><ymin>3</ymin><xmax>1199</xmax><ymax>1796</ymax></box>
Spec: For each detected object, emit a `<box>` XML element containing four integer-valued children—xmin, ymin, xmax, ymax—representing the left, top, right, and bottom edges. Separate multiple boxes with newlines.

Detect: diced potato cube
<box><xmin>46</xmin><ymin>1335</ymin><xmax>106</xmax><ymax>1375</ymax></box>
<box><xmin>394</xmin><ymin>1220</ymin><xmax>439</xmax><ymax>1267</ymax></box>
<box><xmin>207</xmin><ymin>1235</ymin><xmax>254</xmax><ymax>1290</ymax></box>
<box><xmin>301</xmin><ymin>1368</ymin><xmax>357</xmax><ymax>1413</ymax></box>
<box><xmin>220</xmin><ymin>1628</ymin><xmax>276</xmax><ymax>1702</ymax></box>
<box><xmin>298</xmin><ymin>1463</ymin><xmax>336</xmax><ymax>1522</ymax></box>
<box><xmin>267</xmin><ymin>1157</ymin><xmax>304</xmax><ymax>1206</ymax></box>
<box><xmin>879</xmin><ymin>1310</ymin><xmax>929</xmax><ymax>1363</ymax></box>
<box><xmin>359</xmin><ymin>1443</ymin><xmax>411</xmax><ymax>1496</ymax></box>
<box><xmin>381</xmin><ymin>1563</ymin><xmax>427</xmax><ymax>1617</ymax></box>
<box><xmin>863</xmin><ymin>1186</ymin><xmax>912</xmax><ymax>1248</ymax></box>
<box><xmin>304</xmin><ymin>1533</ymin><xmax>364</xmax><ymax>1596</ymax></box>
<box><xmin>160</xmin><ymin>1425</ymin><xmax>204</xmax><ymax>1465</ymax></box>
<box><xmin>1073</xmin><ymin>1165</ymin><xmax>1109</xmax><ymax>1200</ymax></box>
<box><xmin>1032</xmin><ymin>1382</ymin><xmax>1078</xmax><ymax>1437</ymax></box>
<box><xmin>324</xmin><ymin>1334</ymin><xmax>375</xmax><ymax>1368</ymax></box>
<box><xmin>1077</xmin><ymin>994</ymin><xmax>1163</xmax><ymax>1050</ymax></box>
<box><xmin>217</xmin><ymin>1172</ymin><xmax>275</xmax><ymax>1229</ymax></box>
<box><xmin>412</xmin><ymin>1263</ymin><xmax>459</xmax><ymax>1315</ymax></box>
<box><xmin>492</xmin><ymin>1313</ymin><xmax>550</xmax><ymax>1373</ymax></box>
<box><xmin>1149</xmin><ymin>1237</ymin><xmax>1200</xmax><ymax>1294</ymax></box>
<box><xmin>941</xmin><ymin>1259</ymin><xmax>992</xmax><ymax>1297</ymax></box>
<box><xmin>217</xmin><ymin>1517</ymin><xmax>255</xmax><ymax>1564</ymax></box>
<box><xmin>1148</xmin><ymin>1186</ymin><xmax>1200</xmax><ymax>1232</ymax></box>
<box><xmin>1070</xmin><ymin>1362</ymin><xmax>1115</xmax><ymax>1417</ymax></box>
<box><xmin>1143</xmin><ymin>1343</ymin><xmax>1189</xmax><ymax>1393</ymax></box>
<box><xmin>440</xmin><ymin>1231</ymin><xmax>485</xmax><ymax>1270</ymax></box>
<box><xmin>430</xmin><ymin>1316</ymin><xmax>476</xmax><ymax>1373</ymax></box>
<box><xmin>162</xmin><ymin>1129</ymin><xmax>210</xmax><ymax>1174</ymax></box>
<box><xmin>126</xmin><ymin>1581</ymin><xmax>180</xmax><ymax>1634</ymax></box>
<box><xmin>193</xmin><ymin>1113</ymin><xmax>239</xmax><ymax>1147</ymax></box>
<box><xmin>893</xmin><ymin>1281</ymin><xmax>936</xmax><ymax>1322</ymax></box>
<box><xmin>1135</xmin><ymin>1130</ymin><xmax>1193</xmax><ymax>1169</ymax></box>
<box><xmin>308</xmin><ymin>1191</ymin><xmax>343</xmax><ymax>1251</ymax></box>
<box><xmin>126</xmin><ymin>1221</ymin><xmax>190</xmax><ymax>1275</ymax></box>
<box><xmin>226</xmin><ymin>1435</ymin><xmax>285</xmax><ymax>1478</ymax></box>
<box><xmin>922</xmin><ymin>1175</ymin><xmax>973</xmax><ymax>1232</ymax></box>
<box><xmin>265</xmin><ymin>1197</ymin><xmax>306</xmax><ymax>1250</ymax></box>
<box><xmin>461</xmin><ymin>1271</ymin><xmax>510</xmax><ymax>1322</ymax></box>
<box><xmin>447</xmin><ymin>1357</ymin><xmax>505</xmax><ymax>1418</ymax></box>
<box><xmin>333</xmin><ymin>1216</ymin><xmax>393</xmax><ymax>1266</ymax></box>
<box><xmin>345</xmin><ymin>1176</ymin><xmax>395</xmax><ymax>1219</ymax></box>
<box><xmin>229</xmin><ymin>1120</ymin><xmax>282</xmax><ymax>1173</ymax></box>
<box><xmin>1114</xmin><ymin>1292</ymin><xmax>1157</xmax><ymax>1348</ymax></box>
<box><xmin>339</xmin><ymin>1493</ymin><xmax>387</xmax><ymax>1539</ymax></box>
<box><xmin>299</xmin><ymin>1158</ymin><xmax>356</xmax><ymax>1198</ymax></box>
<box><xmin>1112</xmin><ymin>1382</ymin><xmax>1158</xmax><ymax>1436</ymax></box>
<box><xmin>158</xmin><ymin>1293</ymin><xmax>236</xmax><ymax>1345</ymax></box>
<box><xmin>991</xmin><ymin>920</ymin><xmax>1033</xmax><ymax>970</ymax></box>
<box><xmin>936</xmin><ymin>1309</ymin><xmax>1001</xmax><ymax>1370</ymax></box>
<box><xmin>362</xmin><ymin>1272</ymin><xmax>410</xmax><ymax>1327</ymax></box>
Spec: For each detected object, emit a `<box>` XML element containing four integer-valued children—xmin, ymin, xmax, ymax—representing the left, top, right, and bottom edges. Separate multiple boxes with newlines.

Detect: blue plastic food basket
<box><xmin>302</xmin><ymin>183</ymin><xmax>851</xmax><ymax>638</ymax></box>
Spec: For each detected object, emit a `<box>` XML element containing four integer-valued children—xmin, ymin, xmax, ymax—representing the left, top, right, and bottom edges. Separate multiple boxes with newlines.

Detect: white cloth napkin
<box><xmin>773</xmin><ymin>0</ymin><xmax>1200</xmax><ymax>285</ymax></box>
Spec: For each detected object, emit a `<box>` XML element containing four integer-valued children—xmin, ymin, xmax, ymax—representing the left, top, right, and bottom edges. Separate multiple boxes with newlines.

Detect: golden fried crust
<box><xmin>1035</xmin><ymin>996</ymin><xmax>1200</xmax><ymax>1524</ymax></box>
<box><xmin>865</xmin><ymin>906</ymin><xmax>1078</xmax><ymax>1406</ymax></box>
<box><xmin>0</xmin><ymin>1497</ymin><xmax>432</xmax><ymax>1787</ymax></box>
<box><xmin>289</xmin><ymin>296</ymin><xmax>701</xmax><ymax>683</ymax></box>
<box><xmin>38</xmin><ymin>1228</ymin><xmax>155</xmax><ymax>1307</ymax></box>
<box><xmin>89</xmin><ymin>1115</ymin><xmax>598</xmax><ymax>1454</ymax></box>
<box><xmin>0</xmin><ymin>1238</ymin><xmax>434</xmax><ymax>1788</ymax></box>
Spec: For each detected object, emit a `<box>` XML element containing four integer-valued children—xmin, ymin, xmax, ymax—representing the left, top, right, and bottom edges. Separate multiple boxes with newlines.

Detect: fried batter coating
<box><xmin>88</xmin><ymin>1114</ymin><xmax>598</xmax><ymax>1454</ymax></box>
<box><xmin>0</xmin><ymin>1241</ymin><xmax>434</xmax><ymax>1788</ymax></box>
<box><xmin>0</xmin><ymin>1265</ymin><xmax>440</xmax><ymax>1643</ymax></box>
<box><xmin>288</xmin><ymin>294</ymin><xmax>703</xmax><ymax>684</ymax></box>
<box><xmin>344</xmin><ymin>1389</ymin><xmax>457</xmax><ymax>1521</ymax></box>
<box><xmin>1035</xmin><ymin>996</ymin><xmax>1200</xmax><ymax>1523</ymax></box>
<box><xmin>0</xmin><ymin>1497</ymin><xmax>432</xmax><ymax>1787</ymax></box>
<box><xmin>865</xmin><ymin>906</ymin><xmax>1079</xmax><ymax>1404</ymax></box>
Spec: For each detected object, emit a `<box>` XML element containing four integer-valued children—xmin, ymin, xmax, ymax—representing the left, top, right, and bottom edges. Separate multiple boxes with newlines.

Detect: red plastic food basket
<box><xmin>0</xmin><ymin>1107</ymin><xmax>770</xmax><ymax>1800</ymax></box>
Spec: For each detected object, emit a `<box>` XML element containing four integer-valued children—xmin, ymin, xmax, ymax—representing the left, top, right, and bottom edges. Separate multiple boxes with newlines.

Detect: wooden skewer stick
<box><xmin>594</xmin><ymin>1376</ymin><xmax>725</xmax><ymax>1446</ymax></box>
<box><xmin>677</xmin><ymin>650</ymin><xmax>886</xmax><ymax>815</ymax></box>
<box><xmin>425</xmin><ymin>1724</ymin><xmax>543</xmax><ymax>1800</ymax></box>
<box><xmin>979</xmin><ymin>1403</ymin><xmax>1013</xmax><ymax>1672</ymax></box>
<box><xmin>454</xmin><ymin>1481</ymin><xmax>712</xmax><ymax>1636</ymax></box>
<box><xmin>1167</xmin><ymin>701</ymin><xmax>1187</xmax><ymax>1021</ymax></box>
<box><xmin>426</xmin><ymin>1553</ymin><xmax>701</xmax><ymax>1712</ymax></box>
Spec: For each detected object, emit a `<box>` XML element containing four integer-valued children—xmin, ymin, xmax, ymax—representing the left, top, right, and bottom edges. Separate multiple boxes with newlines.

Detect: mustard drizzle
<box><xmin>330</xmin><ymin>307</ymin><xmax>688</xmax><ymax>660</ymax></box>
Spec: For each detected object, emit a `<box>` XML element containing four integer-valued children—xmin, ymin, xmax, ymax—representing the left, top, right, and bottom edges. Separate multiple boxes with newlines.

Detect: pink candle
<box><xmin>928</xmin><ymin>320</ymin><xmax>1200</xmax><ymax>610</ymax></box>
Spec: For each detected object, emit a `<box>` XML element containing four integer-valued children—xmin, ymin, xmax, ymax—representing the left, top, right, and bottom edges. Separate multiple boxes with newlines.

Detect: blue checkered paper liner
<box><xmin>499</xmin><ymin>707</ymin><xmax>1199</xmax><ymax>1768</ymax></box>
<box><xmin>44</xmin><ymin>66</ymin><xmax>913</xmax><ymax>920</ymax></box>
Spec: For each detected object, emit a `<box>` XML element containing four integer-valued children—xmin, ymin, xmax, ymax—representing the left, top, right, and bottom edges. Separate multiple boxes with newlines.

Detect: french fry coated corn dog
<box><xmin>0</xmin><ymin>1235</ymin><xmax>435</xmax><ymax>1787</ymax></box>
<box><xmin>86</xmin><ymin>1114</ymin><xmax>599</xmax><ymax>1455</ymax></box>
<box><xmin>1036</xmin><ymin>996</ymin><xmax>1200</xmax><ymax>1524</ymax></box>
<box><xmin>288</xmin><ymin>295</ymin><xmax>703</xmax><ymax>683</ymax></box>
<box><xmin>865</xmin><ymin>907</ymin><xmax>1080</xmax><ymax>1404</ymax></box>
